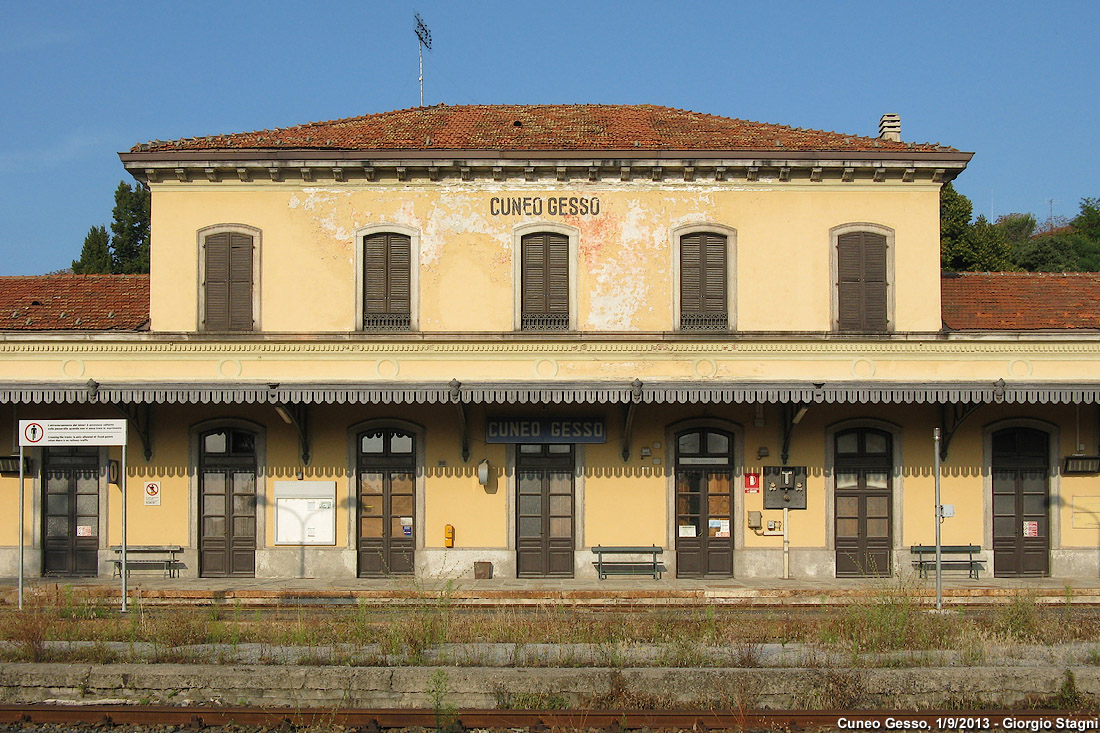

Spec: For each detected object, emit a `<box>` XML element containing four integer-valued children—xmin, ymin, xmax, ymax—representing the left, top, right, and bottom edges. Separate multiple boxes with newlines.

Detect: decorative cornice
<box><xmin>124</xmin><ymin>153</ymin><xmax>970</xmax><ymax>187</ymax></box>
<box><xmin>3</xmin><ymin>338</ymin><xmax>1100</xmax><ymax>357</ymax></box>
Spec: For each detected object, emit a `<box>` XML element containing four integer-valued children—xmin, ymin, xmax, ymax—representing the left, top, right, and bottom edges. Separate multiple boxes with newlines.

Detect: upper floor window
<box><xmin>202</xmin><ymin>230</ymin><xmax>255</xmax><ymax>331</ymax></box>
<box><xmin>835</xmin><ymin>229</ymin><xmax>889</xmax><ymax>332</ymax></box>
<box><xmin>363</xmin><ymin>232</ymin><xmax>412</xmax><ymax>331</ymax></box>
<box><xmin>520</xmin><ymin>231</ymin><xmax>569</xmax><ymax>331</ymax></box>
<box><xmin>679</xmin><ymin>232</ymin><xmax>729</xmax><ymax>330</ymax></box>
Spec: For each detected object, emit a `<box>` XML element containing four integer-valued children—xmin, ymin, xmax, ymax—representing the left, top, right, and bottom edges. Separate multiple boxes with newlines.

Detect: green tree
<box><xmin>940</xmin><ymin>182</ymin><xmax>973</xmax><ymax>269</ymax></box>
<box><xmin>1015</xmin><ymin>231</ymin><xmax>1080</xmax><ymax>272</ymax></box>
<box><xmin>1072</xmin><ymin>197</ymin><xmax>1100</xmax><ymax>242</ymax></box>
<box><xmin>71</xmin><ymin>225</ymin><xmax>112</xmax><ymax>274</ymax></box>
<box><xmin>109</xmin><ymin>181</ymin><xmax>150</xmax><ymax>273</ymax></box>
<box><xmin>947</xmin><ymin>214</ymin><xmax>1015</xmax><ymax>272</ymax></box>
<box><xmin>994</xmin><ymin>212</ymin><xmax>1037</xmax><ymax>264</ymax></box>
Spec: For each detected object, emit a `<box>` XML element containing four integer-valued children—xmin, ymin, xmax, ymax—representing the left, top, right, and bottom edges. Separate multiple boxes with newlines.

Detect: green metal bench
<box><xmin>910</xmin><ymin>544</ymin><xmax>981</xmax><ymax>579</ymax></box>
<box><xmin>592</xmin><ymin>545</ymin><xmax>663</xmax><ymax>580</ymax></box>
<box><xmin>111</xmin><ymin>545</ymin><xmax>184</xmax><ymax>578</ymax></box>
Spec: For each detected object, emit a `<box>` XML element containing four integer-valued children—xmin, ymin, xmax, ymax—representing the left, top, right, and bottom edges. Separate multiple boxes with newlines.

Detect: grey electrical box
<box><xmin>762</xmin><ymin>466</ymin><xmax>808</xmax><ymax>510</ymax></box>
<box><xmin>747</xmin><ymin>511</ymin><xmax>762</xmax><ymax>529</ymax></box>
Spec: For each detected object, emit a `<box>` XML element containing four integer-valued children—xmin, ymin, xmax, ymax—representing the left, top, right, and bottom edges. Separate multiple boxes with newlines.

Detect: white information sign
<box><xmin>19</xmin><ymin>419</ymin><xmax>127</xmax><ymax>447</ymax></box>
<box><xmin>274</xmin><ymin>481</ymin><xmax>336</xmax><ymax>545</ymax></box>
<box><xmin>144</xmin><ymin>481</ymin><xmax>162</xmax><ymax>506</ymax></box>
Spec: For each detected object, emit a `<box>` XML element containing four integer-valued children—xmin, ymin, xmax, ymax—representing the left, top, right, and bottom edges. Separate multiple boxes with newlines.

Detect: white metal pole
<box><xmin>934</xmin><ymin>427</ymin><xmax>942</xmax><ymax>611</ymax></box>
<box><xmin>121</xmin><ymin>444</ymin><xmax>127</xmax><ymax>613</ymax></box>
<box><xmin>782</xmin><ymin>506</ymin><xmax>790</xmax><ymax>580</ymax></box>
<box><xmin>17</xmin><ymin>446</ymin><xmax>24</xmax><ymax>610</ymax></box>
<box><xmin>418</xmin><ymin>44</ymin><xmax>424</xmax><ymax>107</ymax></box>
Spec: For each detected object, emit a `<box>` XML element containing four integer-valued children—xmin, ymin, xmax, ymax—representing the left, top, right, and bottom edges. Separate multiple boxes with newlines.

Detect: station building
<box><xmin>3</xmin><ymin>104</ymin><xmax>1099</xmax><ymax>582</ymax></box>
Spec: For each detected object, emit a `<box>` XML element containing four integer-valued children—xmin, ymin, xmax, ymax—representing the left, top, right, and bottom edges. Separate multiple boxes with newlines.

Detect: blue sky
<box><xmin>0</xmin><ymin>0</ymin><xmax>1097</xmax><ymax>275</ymax></box>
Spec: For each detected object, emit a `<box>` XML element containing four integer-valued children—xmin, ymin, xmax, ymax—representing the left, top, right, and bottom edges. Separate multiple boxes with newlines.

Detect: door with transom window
<box><xmin>834</xmin><ymin>427</ymin><xmax>893</xmax><ymax>577</ymax></box>
<box><xmin>42</xmin><ymin>447</ymin><xmax>100</xmax><ymax>576</ymax></box>
<box><xmin>992</xmin><ymin>426</ymin><xmax>1050</xmax><ymax>577</ymax></box>
<box><xmin>358</xmin><ymin>428</ymin><xmax>416</xmax><ymax>576</ymax></box>
<box><xmin>199</xmin><ymin>428</ymin><xmax>258</xmax><ymax>577</ymax></box>
<box><xmin>675</xmin><ymin>428</ymin><xmax>734</xmax><ymax>577</ymax></box>
<box><xmin>516</xmin><ymin>444</ymin><xmax>575</xmax><ymax>577</ymax></box>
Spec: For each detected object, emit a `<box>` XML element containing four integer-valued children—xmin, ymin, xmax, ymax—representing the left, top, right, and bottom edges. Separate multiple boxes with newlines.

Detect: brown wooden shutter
<box><xmin>204</xmin><ymin>233</ymin><xmax>231</xmax><ymax>331</ymax></box>
<box><xmin>521</xmin><ymin>232</ymin><xmax>568</xmax><ymax>330</ymax></box>
<box><xmin>228</xmin><ymin>233</ymin><xmax>254</xmax><ymax>331</ymax></box>
<box><xmin>680</xmin><ymin>233</ymin><xmax>728</xmax><ymax>329</ymax></box>
<box><xmin>204</xmin><ymin>232</ymin><xmax>253</xmax><ymax>331</ymax></box>
<box><xmin>837</xmin><ymin>231</ymin><xmax>887</xmax><ymax>331</ymax></box>
<box><xmin>362</xmin><ymin>233</ymin><xmax>412</xmax><ymax>329</ymax></box>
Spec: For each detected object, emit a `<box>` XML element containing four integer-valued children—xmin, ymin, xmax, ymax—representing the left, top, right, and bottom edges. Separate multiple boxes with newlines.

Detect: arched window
<box><xmin>834</xmin><ymin>427</ymin><xmax>893</xmax><ymax>577</ymax></box>
<box><xmin>362</xmin><ymin>232</ymin><xmax>412</xmax><ymax>331</ymax></box>
<box><xmin>520</xmin><ymin>231</ymin><xmax>569</xmax><ymax>331</ymax></box>
<box><xmin>679</xmin><ymin>232</ymin><xmax>729</xmax><ymax>330</ymax></box>
<box><xmin>674</xmin><ymin>427</ymin><xmax>735</xmax><ymax>577</ymax></box>
<box><xmin>357</xmin><ymin>426</ymin><xmax>417</xmax><ymax>576</ymax></box>
<box><xmin>834</xmin><ymin>228</ymin><xmax>890</xmax><ymax>332</ymax></box>
<box><xmin>198</xmin><ymin>427</ymin><xmax>258</xmax><ymax>577</ymax></box>
<box><xmin>199</xmin><ymin>225</ymin><xmax>259</xmax><ymax>332</ymax></box>
<box><xmin>991</xmin><ymin>426</ymin><xmax>1050</xmax><ymax>577</ymax></box>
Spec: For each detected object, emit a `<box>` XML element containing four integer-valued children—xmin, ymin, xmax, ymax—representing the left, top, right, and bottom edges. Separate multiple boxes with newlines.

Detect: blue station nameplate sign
<box><xmin>486</xmin><ymin>418</ymin><xmax>606</xmax><ymax>444</ymax></box>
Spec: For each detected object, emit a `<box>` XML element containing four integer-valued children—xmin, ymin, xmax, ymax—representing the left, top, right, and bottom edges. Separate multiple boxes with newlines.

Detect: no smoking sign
<box><xmin>144</xmin><ymin>481</ymin><xmax>162</xmax><ymax>506</ymax></box>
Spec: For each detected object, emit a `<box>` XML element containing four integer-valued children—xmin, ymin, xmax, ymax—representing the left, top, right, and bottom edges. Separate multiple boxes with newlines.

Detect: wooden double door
<box><xmin>42</xmin><ymin>447</ymin><xmax>100</xmax><ymax>576</ymax></box>
<box><xmin>834</xmin><ymin>428</ymin><xmax>893</xmax><ymax>577</ymax></box>
<box><xmin>199</xmin><ymin>429</ymin><xmax>257</xmax><ymax>577</ymax></box>
<box><xmin>675</xmin><ymin>428</ymin><xmax>734</xmax><ymax>577</ymax></box>
<box><xmin>358</xmin><ymin>428</ymin><xmax>416</xmax><ymax>576</ymax></box>
<box><xmin>516</xmin><ymin>444</ymin><xmax>575</xmax><ymax>577</ymax></box>
<box><xmin>992</xmin><ymin>427</ymin><xmax>1050</xmax><ymax>577</ymax></box>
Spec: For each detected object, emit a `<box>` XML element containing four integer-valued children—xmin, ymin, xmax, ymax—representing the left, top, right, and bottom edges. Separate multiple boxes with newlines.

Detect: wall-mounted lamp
<box><xmin>791</xmin><ymin>406</ymin><xmax>809</xmax><ymax>424</ymax></box>
<box><xmin>756</xmin><ymin>446</ymin><xmax>770</xmax><ymax>460</ymax></box>
<box><xmin>274</xmin><ymin>405</ymin><xmax>294</xmax><ymax>424</ymax></box>
<box><xmin>477</xmin><ymin>459</ymin><xmax>491</xmax><ymax>485</ymax></box>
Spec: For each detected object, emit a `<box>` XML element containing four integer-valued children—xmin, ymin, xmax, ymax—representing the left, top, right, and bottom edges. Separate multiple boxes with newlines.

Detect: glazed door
<box><xmin>675</xmin><ymin>429</ymin><xmax>734</xmax><ymax>578</ymax></box>
<box><xmin>835</xmin><ymin>472</ymin><xmax>892</xmax><ymax>576</ymax></box>
<box><xmin>358</xmin><ymin>470</ymin><xmax>415</xmax><ymax>575</ymax></box>
<box><xmin>834</xmin><ymin>428</ymin><xmax>893</xmax><ymax>577</ymax></box>
<box><xmin>992</xmin><ymin>427</ymin><xmax>1050</xmax><ymax>577</ymax></box>
<box><xmin>358</xmin><ymin>428</ymin><xmax>416</xmax><ymax>576</ymax></box>
<box><xmin>42</xmin><ymin>448</ymin><xmax>99</xmax><ymax>576</ymax></box>
<box><xmin>675</xmin><ymin>470</ymin><xmax>733</xmax><ymax>577</ymax></box>
<box><xmin>200</xmin><ymin>470</ymin><xmax>257</xmax><ymax>576</ymax></box>
<box><xmin>516</xmin><ymin>444</ymin><xmax>574</xmax><ymax>577</ymax></box>
<box><xmin>199</xmin><ymin>429</ymin><xmax>257</xmax><ymax>577</ymax></box>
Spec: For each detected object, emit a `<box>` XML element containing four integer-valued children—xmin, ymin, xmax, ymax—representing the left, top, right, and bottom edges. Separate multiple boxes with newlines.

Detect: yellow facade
<box><xmin>3</xmin><ymin>105</ymin><xmax>1098</xmax><ymax>582</ymax></box>
<box><xmin>147</xmin><ymin>184</ymin><xmax>943</xmax><ymax>334</ymax></box>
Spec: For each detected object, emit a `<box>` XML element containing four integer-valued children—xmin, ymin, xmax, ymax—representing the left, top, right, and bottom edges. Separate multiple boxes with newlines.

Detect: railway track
<box><xmin>0</xmin><ymin>705</ymin><xmax>1097</xmax><ymax>730</ymax></box>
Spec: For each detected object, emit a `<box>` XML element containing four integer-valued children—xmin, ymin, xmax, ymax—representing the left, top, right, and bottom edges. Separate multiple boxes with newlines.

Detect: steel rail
<box><xmin>0</xmin><ymin>705</ymin><xmax>1097</xmax><ymax>729</ymax></box>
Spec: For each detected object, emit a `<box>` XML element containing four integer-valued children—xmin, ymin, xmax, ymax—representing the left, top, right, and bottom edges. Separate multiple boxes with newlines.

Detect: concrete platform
<box><xmin>3</xmin><ymin>573</ymin><xmax>1100</xmax><ymax>607</ymax></box>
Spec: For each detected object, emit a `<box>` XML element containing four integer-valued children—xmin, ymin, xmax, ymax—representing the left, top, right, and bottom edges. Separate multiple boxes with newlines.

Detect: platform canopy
<box><xmin>2</xmin><ymin>379</ymin><xmax>1099</xmax><ymax>406</ymax></box>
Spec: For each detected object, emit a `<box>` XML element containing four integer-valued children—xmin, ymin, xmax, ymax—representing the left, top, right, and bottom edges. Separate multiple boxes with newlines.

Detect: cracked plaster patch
<box><xmin>577</xmin><ymin>202</ymin><xmax>655</xmax><ymax>330</ymax></box>
<box><xmin>288</xmin><ymin>189</ymin><xmax>355</xmax><ymax>252</ymax></box>
<box><xmin>423</xmin><ymin>199</ymin><xmax>504</xmax><ymax>266</ymax></box>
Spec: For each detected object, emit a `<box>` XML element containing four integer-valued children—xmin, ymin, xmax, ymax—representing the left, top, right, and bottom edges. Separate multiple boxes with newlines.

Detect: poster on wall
<box><xmin>744</xmin><ymin>473</ymin><xmax>760</xmax><ymax>493</ymax></box>
<box><xmin>1023</xmin><ymin>520</ymin><xmax>1039</xmax><ymax>538</ymax></box>
<box><xmin>144</xmin><ymin>482</ymin><xmax>161</xmax><ymax>506</ymax></box>
<box><xmin>274</xmin><ymin>481</ymin><xmax>337</xmax><ymax>545</ymax></box>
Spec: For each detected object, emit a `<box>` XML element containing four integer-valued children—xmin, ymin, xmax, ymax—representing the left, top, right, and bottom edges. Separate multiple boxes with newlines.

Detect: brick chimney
<box><xmin>879</xmin><ymin>113</ymin><xmax>901</xmax><ymax>142</ymax></box>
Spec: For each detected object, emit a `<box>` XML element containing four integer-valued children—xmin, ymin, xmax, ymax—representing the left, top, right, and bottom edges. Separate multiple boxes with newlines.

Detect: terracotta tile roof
<box><xmin>0</xmin><ymin>275</ymin><xmax>149</xmax><ymax>331</ymax></box>
<box><xmin>942</xmin><ymin>272</ymin><xmax>1100</xmax><ymax>330</ymax></box>
<box><xmin>132</xmin><ymin>104</ymin><xmax>958</xmax><ymax>154</ymax></box>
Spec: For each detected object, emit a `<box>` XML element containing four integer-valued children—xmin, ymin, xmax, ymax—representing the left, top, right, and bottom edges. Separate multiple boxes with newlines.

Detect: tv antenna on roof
<box><xmin>415</xmin><ymin>13</ymin><xmax>432</xmax><ymax>107</ymax></box>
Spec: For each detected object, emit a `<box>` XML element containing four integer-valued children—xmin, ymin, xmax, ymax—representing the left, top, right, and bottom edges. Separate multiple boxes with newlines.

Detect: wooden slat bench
<box><xmin>592</xmin><ymin>545</ymin><xmax>663</xmax><ymax>580</ymax></box>
<box><xmin>910</xmin><ymin>544</ymin><xmax>981</xmax><ymax>579</ymax></box>
<box><xmin>110</xmin><ymin>545</ymin><xmax>184</xmax><ymax>578</ymax></box>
